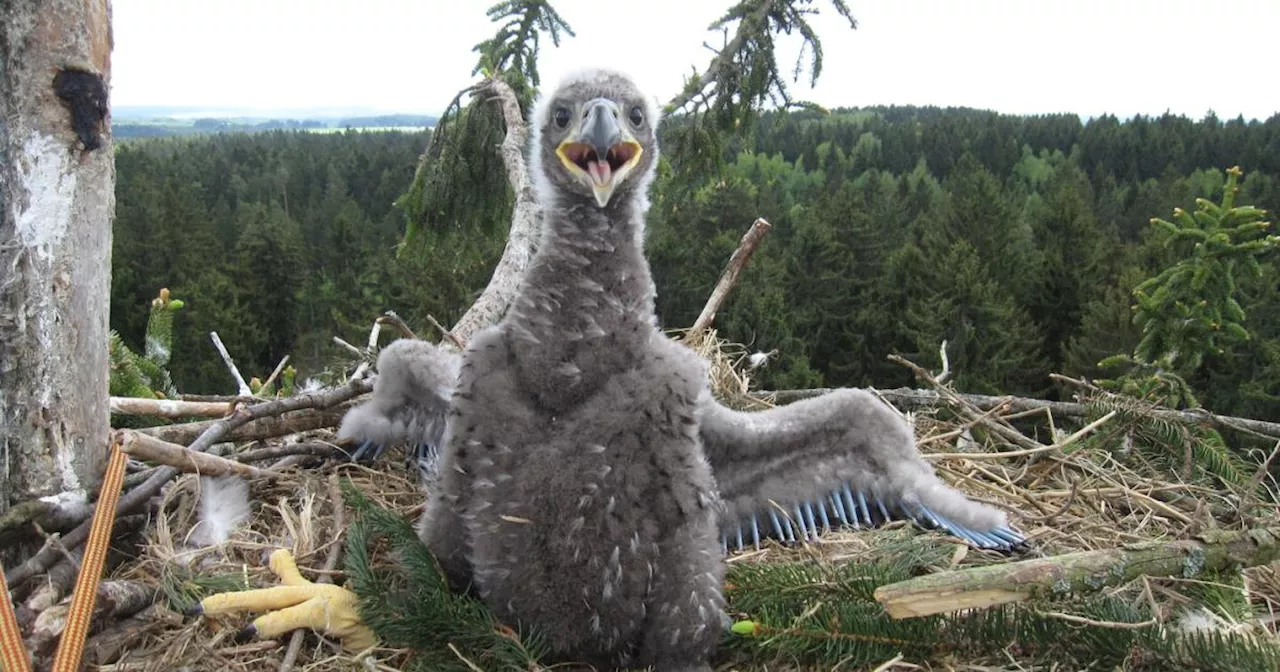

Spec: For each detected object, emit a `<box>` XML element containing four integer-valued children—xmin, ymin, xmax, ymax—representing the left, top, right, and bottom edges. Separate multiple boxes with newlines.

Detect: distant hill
<box><xmin>111</xmin><ymin>112</ymin><xmax>438</xmax><ymax>140</ymax></box>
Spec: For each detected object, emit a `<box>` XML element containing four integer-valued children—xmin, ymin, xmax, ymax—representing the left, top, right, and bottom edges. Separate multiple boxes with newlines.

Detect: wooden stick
<box><xmin>109</xmin><ymin>396</ymin><xmax>233</xmax><ymax>419</ymax></box>
<box><xmin>233</xmin><ymin>442</ymin><xmax>342</xmax><ymax>464</ymax></box>
<box><xmin>685</xmin><ymin>218</ymin><xmax>772</xmax><ymax>341</ymax></box>
<box><xmin>376</xmin><ymin>311</ymin><xmax>419</xmax><ymax>340</ymax></box>
<box><xmin>116</xmin><ymin>430</ymin><xmax>282</xmax><ymax>480</ymax></box>
<box><xmin>767</xmin><ymin>385</ymin><xmax>1280</xmax><ymax>440</ymax></box>
<box><xmin>925</xmin><ymin>411</ymin><xmax>1117</xmax><ymax>461</ymax></box>
<box><xmin>873</xmin><ymin>527</ymin><xmax>1280</xmax><ymax>619</ymax></box>
<box><xmin>428</xmin><ymin>314</ymin><xmax>465</xmax><ymax>350</ymax></box>
<box><xmin>209</xmin><ymin>331</ymin><xmax>252</xmax><ymax>396</ymax></box>
<box><xmin>26</xmin><ymin>581</ymin><xmax>157</xmax><ymax>658</ymax></box>
<box><xmin>137</xmin><ymin>401</ymin><xmax>360</xmax><ymax>446</ymax></box>
<box><xmin>83</xmin><ymin>603</ymin><xmax>182</xmax><ymax>666</ymax></box>
<box><xmin>259</xmin><ymin>354</ymin><xmax>291</xmax><ymax>393</ymax></box>
<box><xmin>889</xmin><ymin>355</ymin><xmax>1047</xmax><ymax>453</ymax></box>
<box><xmin>6</xmin><ymin>378</ymin><xmax>373</xmax><ymax>591</ymax></box>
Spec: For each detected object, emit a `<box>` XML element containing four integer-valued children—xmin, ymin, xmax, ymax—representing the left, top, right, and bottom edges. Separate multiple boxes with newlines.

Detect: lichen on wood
<box><xmin>0</xmin><ymin>0</ymin><xmax>116</xmax><ymax>510</ymax></box>
<box><xmin>874</xmin><ymin>527</ymin><xmax>1280</xmax><ymax>619</ymax></box>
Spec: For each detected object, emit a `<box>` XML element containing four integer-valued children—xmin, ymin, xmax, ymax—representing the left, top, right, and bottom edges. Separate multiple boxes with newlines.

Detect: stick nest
<box><xmin>24</xmin><ymin>335</ymin><xmax>1280</xmax><ymax>672</ymax></box>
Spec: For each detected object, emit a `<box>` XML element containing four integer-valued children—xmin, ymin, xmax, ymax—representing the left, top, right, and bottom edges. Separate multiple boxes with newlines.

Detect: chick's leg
<box><xmin>191</xmin><ymin>548</ymin><xmax>376</xmax><ymax>651</ymax></box>
<box><xmin>635</xmin><ymin>520</ymin><xmax>725</xmax><ymax>670</ymax></box>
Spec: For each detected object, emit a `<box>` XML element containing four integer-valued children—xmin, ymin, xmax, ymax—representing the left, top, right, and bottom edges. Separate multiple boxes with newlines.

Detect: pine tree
<box><xmin>899</xmin><ymin>239</ymin><xmax>1049</xmax><ymax>395</ymax></box>
<box><xmin>935</xmin><ymin>153</ymin><xmax>1045</xmax><ymax>312</ymax></box>
<box><xmin>1125</xmin><ymin>166</ymin><xmax>1278</xmax><ymax>375</ymax></box>
<box><xmin>1026</xmin><ymin>164</ymin><xmax>1117</xmax><ymax>368</ymax></box>
<box><xmin>232</xmin><ymin>202</ymin><xmax>306</xmax><ymax>375</ymax></box>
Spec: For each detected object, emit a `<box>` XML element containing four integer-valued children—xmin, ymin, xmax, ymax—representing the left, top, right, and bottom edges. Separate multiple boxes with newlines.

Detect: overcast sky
<box><xmin>110</xmin><ymin>0</ymin><xmax>1280</xmax><ymax>121</ymax></box>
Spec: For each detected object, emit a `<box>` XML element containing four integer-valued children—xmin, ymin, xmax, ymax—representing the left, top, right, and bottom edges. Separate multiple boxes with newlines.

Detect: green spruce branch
<box><xmin>340</xmin><ymin>479</ymin><xmax>550</xmax><ymax>671</ymax></box>
<box><xmin>109</xmin><ymin>287</ymin><xmax>184</xmax><ymax>403</ymax></box>
<box><xmin>1089</xmin><ymin>167</ymin><xmax>1276</xmax><ymax>490</ymax></box>
<box><xmin>725</xmin><ymin>531</ymin><xmax>1280</xmax><ymax>670</ymax></box>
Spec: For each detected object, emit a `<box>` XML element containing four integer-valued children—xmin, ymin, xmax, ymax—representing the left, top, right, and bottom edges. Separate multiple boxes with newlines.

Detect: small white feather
<box><xmin>747</xmin><ymin>350</ymin><xmax>776</xmax><ymax>369</ymax></box>
<box><xmin>188</xmin><ymin>475</ymin><xmax>251</xmax><ymax>548</ymax></box>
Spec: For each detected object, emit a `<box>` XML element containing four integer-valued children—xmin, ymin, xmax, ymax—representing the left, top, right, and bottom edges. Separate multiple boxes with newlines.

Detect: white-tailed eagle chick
<box><xmin>296</xmin><ymin>68</ymin><xmax>1021</xmax><ymax>669</ymax></box>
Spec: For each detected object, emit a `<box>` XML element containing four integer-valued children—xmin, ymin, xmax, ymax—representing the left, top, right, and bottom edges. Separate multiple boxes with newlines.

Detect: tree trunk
<box><xmin>0</xmin><ymin>0</ymin><xmax>115</xmax><ymax>512</ymax></box>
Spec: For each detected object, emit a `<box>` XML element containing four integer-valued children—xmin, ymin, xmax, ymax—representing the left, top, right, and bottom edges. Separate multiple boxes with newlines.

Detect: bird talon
<box><xmin>348</xmin><ymin>440</ymin><xmax>385</xmax><ymax>463</ymax></box>
<box><xmin>187</xmin><ymin>548</ymin><xmax>378</xmax><ymax>652</ymax></box>
<box><xmin>234</xmin><ymin>624</ymin><xmax>257</xmax><ymax>644</ymax></box>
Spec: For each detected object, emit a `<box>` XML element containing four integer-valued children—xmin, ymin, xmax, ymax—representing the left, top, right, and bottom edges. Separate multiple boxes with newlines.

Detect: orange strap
<box><xmin>51</xmin><ymin>436</ymin><xmax>128</xmax><ymax>672</ymax></box>
<box><xmin>0</xmin><ymin>556</ymin><xmax>32</xmax><ymax>672</ymax></box>
<box><xmin>0</xmin><ymin>434</ymin><xmax>132</xmax><ymax>672</ymax></box>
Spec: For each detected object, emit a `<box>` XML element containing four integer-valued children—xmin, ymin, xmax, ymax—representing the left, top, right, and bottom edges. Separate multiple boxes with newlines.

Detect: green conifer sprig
<box><xmin>340</xmin><ymin>479</ymin><xmax>550</xmax><ymax>671</ymax></box>
<box><xmin>1132</xmin><ymin>166</ymin><xmax>1278</xmax><ymax>372</ymax></box>
<box><xmin>1079</xmin><ymin>392</ymin><xmax>1253</xmax><ymax>493</ymax></box>
<box><xmin>109</xmin><ymin>287</ymin><xmax>184</xmax><ymax>401</ymax></box>
<box><xmin>722</xmin><ymin>552</ymin><xmax>1280</xmax><ymax>671</ymax></box>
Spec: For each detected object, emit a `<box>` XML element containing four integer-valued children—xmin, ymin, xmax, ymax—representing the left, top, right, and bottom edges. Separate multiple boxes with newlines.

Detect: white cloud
<box><xmin>109</xmin><ymin>0</ymin><xmax>1280</xmax><ymax>120</ymax></box>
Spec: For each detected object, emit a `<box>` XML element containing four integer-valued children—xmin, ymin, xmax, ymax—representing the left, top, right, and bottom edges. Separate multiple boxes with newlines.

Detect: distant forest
<box><xmin>111</xmin><ymin>114</ymin><xmax>439</xmax><ymax>139</ymax></box>
<box><xmin>108</xmin><ymin>107</ymin><xmax>1280</xmax><ymax>422</ymax></box>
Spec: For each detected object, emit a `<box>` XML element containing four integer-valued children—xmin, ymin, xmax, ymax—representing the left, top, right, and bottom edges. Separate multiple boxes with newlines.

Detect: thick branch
<box><xmin>873</xmin><ymin>527</ymin><xmax>1280</xmax><ymax>619</ymax></box>
<box><xmin>109</xmin><ymin>397</ymin><xmax>232</xmax><ymax>419</ymax></box>
<box><xmin>684</xmin><ymin>218</ymin><xmax>772</xmax><ymax>341</ymax></box>
<box><xmin>447</xmin><ymin>78</ymin><xmax>540</xmax><ymax>346</ymax></box>
<box><xmin>764</xmin><ymin>386</ymin><xmax>1280</xmax><ymax>440</ymax></box>
<box><xmin>116</xmin><ymin>430</ymin><xmax>282</xmax><ymax>480</ymax></box>
<box><xmin>136</xmin><ymin>400</ymin><xmax>360</xmax><ymax>446</ymax></box>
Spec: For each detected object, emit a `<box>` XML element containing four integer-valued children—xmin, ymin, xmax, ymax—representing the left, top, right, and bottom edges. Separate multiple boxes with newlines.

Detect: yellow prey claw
<box><xmin>189</xmin><ymin>548</ymin><xmax>376</xmax><ymax>652</ymax></box>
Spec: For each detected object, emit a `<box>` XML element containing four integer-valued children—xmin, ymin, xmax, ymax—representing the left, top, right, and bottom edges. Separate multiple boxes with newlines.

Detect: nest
<box><xmin>14</xmin><ymin>334</ymin><xmax>1280</xmax><ymax>672</ymax></box>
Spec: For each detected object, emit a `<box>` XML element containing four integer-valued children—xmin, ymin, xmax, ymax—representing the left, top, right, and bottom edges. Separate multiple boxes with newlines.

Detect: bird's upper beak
<box><xmin>556</xmin><ymin>99</ymin><xmax>643</xmax><ymax>207</ymax></box>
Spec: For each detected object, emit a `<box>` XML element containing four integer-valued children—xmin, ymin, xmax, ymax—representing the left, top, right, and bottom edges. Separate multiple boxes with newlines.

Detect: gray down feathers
<box><xmin>336</xmin><ymin>338</ymin><xmax>456</xmax><ymax>453</ymax></box>
<box><xmin>336</xmin><ymin>67</ymin><xmax>1009</xmax><ymax>670</ymax></box>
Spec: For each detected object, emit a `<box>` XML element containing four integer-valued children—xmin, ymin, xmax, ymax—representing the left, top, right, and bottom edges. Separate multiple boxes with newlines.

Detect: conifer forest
<box><xmin>111</xmin><ymin>107</ymin><xmax>1280</xmax><ymax>420</ymax></box>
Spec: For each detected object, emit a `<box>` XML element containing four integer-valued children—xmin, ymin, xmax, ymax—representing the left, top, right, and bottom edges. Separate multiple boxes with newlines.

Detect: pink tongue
<box><xmin>588</xmin><ymin>159</ymin><xmax>612</xmax><ymax>186</ymax></box>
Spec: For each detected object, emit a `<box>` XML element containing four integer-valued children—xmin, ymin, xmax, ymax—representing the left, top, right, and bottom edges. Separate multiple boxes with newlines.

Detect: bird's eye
<box><xmin>553</xmin><ymin>107</ymin><xmax>571</xmax><ymax>129</ymax></box>
<box><xmin>628</xmin><ymin>106</ymin><xmax>644</xmax><ymax>128</ymax></box>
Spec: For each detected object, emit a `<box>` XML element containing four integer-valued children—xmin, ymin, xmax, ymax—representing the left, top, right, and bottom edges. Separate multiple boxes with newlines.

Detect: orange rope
<box><xmin>0</xmin><ymin>560</ymin><xmax>33</xmax><ymax>672</ymax></box>
<box><xmin>50</xmin><ymin>434</ymin><xmax>128</xmax><ymax>672</ymax></box>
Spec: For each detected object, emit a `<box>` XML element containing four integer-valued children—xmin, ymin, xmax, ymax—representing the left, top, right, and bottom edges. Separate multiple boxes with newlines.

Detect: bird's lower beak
<box><xmin>556</xmin><ymin>100</ymin><xmax>643</xmax><ymax>207</ymax></box>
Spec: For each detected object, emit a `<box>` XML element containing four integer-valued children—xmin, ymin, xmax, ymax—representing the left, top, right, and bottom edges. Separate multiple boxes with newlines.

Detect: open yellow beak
<box><xmin>556</xmin><ymin>100</ymin><xmax>643</xmax><ymax>207</ymax></box>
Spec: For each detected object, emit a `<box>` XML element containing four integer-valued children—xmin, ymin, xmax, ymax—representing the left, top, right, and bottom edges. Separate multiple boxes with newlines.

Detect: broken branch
<box><xmin>767</xmin><ymin>385</ymin><xmax>1280</xmax><ymax>441</ymax></box>
<box><xmin>684</xmin><ymin>217</ymin><xmax>772</xmax><ymax>342</ymax></box>
<box><xmin>209</xmin><ymin>331</ymin><xmax>252</xmax><ymax>396</ymax></box>
<box><xmin>137</xmin><ymin>400</ymin><xmax>362</xmax><ymax>446</ymax></box>
<box><xmin>447</xmin><ymin>77</ymin><xmax>540</xmax><ymax>345</ymax></box>
<box><xmin>873</xmin><ymin>527</ymin><xmax>1280</xmax><ymax>619</ymax></box>
<box><xmin>116</xmin><ymin>430</ymin><xmax>283</xmax><ymax>480</ymax></box>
